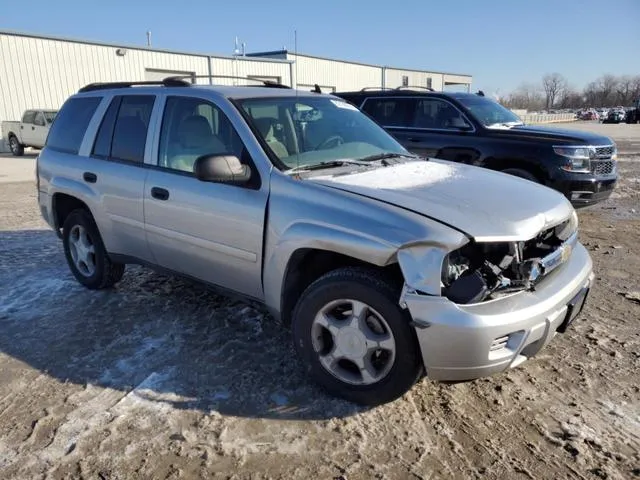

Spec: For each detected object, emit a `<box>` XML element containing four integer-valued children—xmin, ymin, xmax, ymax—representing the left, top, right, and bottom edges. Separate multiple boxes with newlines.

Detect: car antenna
<box><xmin>476</xmin><ymin>90</ymin><xmax>485</xmax><ymax>97</ymax></box>
<box><xmin>294</xmin><ymin>29</ymin><xmax>300</xmax><ymax>173</ymax></box>
<box><xmin>313</xmin><ymin>84</ymin><xmax>322</xmax><ymax>94</ymax></box>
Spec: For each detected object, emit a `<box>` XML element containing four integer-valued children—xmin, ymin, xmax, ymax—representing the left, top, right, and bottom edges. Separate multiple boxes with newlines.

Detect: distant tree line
<box><xmin>500</xmin><ymin>74</ymin><xmax>640</xmax><ymax>111</ymax></box>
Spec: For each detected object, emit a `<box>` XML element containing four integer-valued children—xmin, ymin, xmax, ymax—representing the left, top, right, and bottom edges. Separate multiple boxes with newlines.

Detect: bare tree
<box><xmin>542</xmin><ymin>73</ymin><xmax>567</xmax><ymax>110</ymax></box>
<box><xmin>615</xmin><ymin>75</ymin><xmax>635</xmax><ymax>106</ymax></box>
<box><xmin>595</xmin><ymin>74</ymin><xmax>618</xmax><ymax>106</ymax></box>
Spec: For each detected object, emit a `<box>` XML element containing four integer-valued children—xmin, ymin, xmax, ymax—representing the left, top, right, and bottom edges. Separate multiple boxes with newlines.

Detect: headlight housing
<box><xmin>554</xmin><ymin>146</ymin><xmax>592</xmax><ymax>173</ymax></box>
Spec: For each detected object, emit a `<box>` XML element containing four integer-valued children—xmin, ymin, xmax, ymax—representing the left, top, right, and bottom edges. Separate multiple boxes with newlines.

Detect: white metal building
<box><xmin>248</xmin><ymin>50</ymin><xmax>472</xmax><ymax>93</ymax></box>
<box><xmin>0</xmin><ymin>30</ymin><xmax>472</xmax><ymax>151</ymax></box>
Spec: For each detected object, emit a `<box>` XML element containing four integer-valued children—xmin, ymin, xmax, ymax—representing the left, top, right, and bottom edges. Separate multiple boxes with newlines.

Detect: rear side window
<box><xmin>361</xmin><ymin>98</ymin><xmax>414</xmax><ymax>127</ymax></box>
<box><xmin>46</xmin><ymin>97</ymin><xmax>101</xmax><ymax>154</ymax></box>
<box><xmin>22</xmin><ymin>111</ymin><xmax>36</xmax><ymax>124</ymax></box>
<box><xmin>111</xmin><ymin>96</ymin><xmax>155</xmax><ymax>163</ymax></box>
<box><xmin>92</xmin><ymin>95</ymin><xmax>155</xmax><ymax>163</ymax></box>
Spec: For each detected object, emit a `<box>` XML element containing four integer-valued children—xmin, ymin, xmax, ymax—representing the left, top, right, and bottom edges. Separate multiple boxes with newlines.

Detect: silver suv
<box><xmin>36</xmin><ymin>78</ymin><xmax>594</xmax><ymax>405</ymax></box>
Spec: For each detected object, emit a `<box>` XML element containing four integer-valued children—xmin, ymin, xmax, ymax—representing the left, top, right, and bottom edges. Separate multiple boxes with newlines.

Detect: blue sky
<box><xmin>2</xmin><ymin>0</ymin><xmax>638</xmax><ymax>94</ymax></box>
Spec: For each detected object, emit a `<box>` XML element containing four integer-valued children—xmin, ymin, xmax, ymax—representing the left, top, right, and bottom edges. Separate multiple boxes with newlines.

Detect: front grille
<box><xmin>595</xmin><ymin>145</ymin><xmax>615</xmax><ymax>158</ymax></box>
<box><xmin>591</xmin><ymin>159</ymin><xmax>615</xmax><ymax>176</ymax></box>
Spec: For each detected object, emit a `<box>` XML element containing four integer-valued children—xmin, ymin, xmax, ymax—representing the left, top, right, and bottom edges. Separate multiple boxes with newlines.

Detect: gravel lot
<box><xmin>1</xmin><ymin>132</ymin><xmax>639</xmax><ymax>479</ymax></box>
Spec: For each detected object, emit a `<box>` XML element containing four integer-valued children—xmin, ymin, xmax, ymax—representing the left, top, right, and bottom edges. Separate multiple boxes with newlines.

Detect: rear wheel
<box><xmin>291</xmin><ymin>267</ymin><xmax>422</xmax><ymax>405</ymax></box>
<box><xmin>8</xmin><ymin>135</ymin><xmax>24</xmax><ymax>156</ymax></box>
<box><xmin>501</xmin><ymin>168</ymin><xmax>539</xmax><ymax>183</ymax></box>
<box><xmin>62</xmin><ymin>209</ymin><xmax>125</xmax><ymax>289</ymax></box>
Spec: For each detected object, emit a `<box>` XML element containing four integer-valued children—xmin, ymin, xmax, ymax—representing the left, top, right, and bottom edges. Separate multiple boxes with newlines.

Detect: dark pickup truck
<box><xmin>334</xmin><ymin>89</ymin><xmax>618</xmax><ymax>207</ymax></box>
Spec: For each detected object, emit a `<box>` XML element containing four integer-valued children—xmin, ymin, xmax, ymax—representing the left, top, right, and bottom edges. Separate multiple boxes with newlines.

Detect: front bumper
<box><xmin>549</xmin><ymin>170</ymin><xmax>617</xmax><ymax>208</ymax></box>
<box><xmin>403</xmin><ymin>242</ymin><xmax>593</xmax><ymax>381</ymax></box>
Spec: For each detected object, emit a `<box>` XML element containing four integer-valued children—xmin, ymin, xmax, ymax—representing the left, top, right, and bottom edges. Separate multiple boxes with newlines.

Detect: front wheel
<box><xmin>291</xmin><ymin>267</ymin><xmax>422</xmax><ymax>405</ymax></box>
<box><xmin>8</xmin><ymin>135</ymin><xmax>24</xmax><ymax>156</ymax></box>
<box><xmin>501</xmin><ymin>168</ymin><xmax>539</xmax><ymax>183</ymax></box>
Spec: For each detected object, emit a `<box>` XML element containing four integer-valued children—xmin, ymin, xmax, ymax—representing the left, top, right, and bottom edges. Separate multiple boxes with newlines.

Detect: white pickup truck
<box><xmin>2</xmin><ymin>109</ymin><xmax>57</xmax><ymax>156</ymax></box>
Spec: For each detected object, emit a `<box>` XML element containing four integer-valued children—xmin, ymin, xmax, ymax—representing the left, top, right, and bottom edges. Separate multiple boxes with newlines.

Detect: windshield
<box><xmin>43</xmin><ymin>111</ymin><xmax>57</xmax><ymax>124</ymax></box>
<box><xmin>237</xmin><ymin>96</ymin><xmax>408</xmax><ymax>171</ymax></box>
<box><xmin>457</xmin><ymin>96</ymin><xmax>523</xmax><ymax>127</ymax></box>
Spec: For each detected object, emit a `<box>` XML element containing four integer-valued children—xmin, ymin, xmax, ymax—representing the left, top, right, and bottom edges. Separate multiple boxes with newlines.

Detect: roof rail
<box><xmin>165</xmin><ymin>75</ymin><xmax>291</xmax><ymax>89</ymax></box>
<box><xmin>78</xmin><ymin>78</ymin><xmax>190</xmax><ymax>93</ymax></box>
<box><xmin>395</xmin><ymin>86</ymin><xmax>435</xmax><ymax>92</ymax></box>
<box><xmin>360</xmin><ymin>87</ymin><xmax>392</xmax><ymax>91</ymax></box>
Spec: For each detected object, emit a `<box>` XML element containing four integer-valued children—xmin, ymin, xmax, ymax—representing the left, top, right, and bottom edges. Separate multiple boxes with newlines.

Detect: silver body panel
<box><xmin>37</xmin><ymin>84</ymin><xmax>594</xmax><ymax>382</ymax></box>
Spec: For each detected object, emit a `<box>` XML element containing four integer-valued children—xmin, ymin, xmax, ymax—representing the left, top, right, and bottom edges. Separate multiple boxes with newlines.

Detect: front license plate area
<box><xmin>557</xmin><ymin>287</ymin><xmax>589</xmax><ymax>333</ymax></box>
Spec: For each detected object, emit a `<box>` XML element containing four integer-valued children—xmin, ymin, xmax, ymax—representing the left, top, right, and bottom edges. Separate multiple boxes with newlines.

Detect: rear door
<box><xmin>20</xmin><ymin>110</ymin><xmax>37</xmax><ymax>145</ymax></box>
<box><xmin>143</xmin><ymin>95</ymin><xmax>268</xmax><ymax>299</ymax></box>
<box><xmin>31</xmin><ymin>111</ymin><xmax>49</xmax><ymax>148</ymax></box>
<box><xmin>84</xmin><ymin>94</ymin><xmax>157</xmax><ymax>261</ymax></box>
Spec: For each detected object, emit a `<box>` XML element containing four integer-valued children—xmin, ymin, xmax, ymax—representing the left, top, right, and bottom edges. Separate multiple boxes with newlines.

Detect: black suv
<box><xmin>334</xmin><ymin>88</ymin><xmax>618</xmax><ymax>207</ymax></box>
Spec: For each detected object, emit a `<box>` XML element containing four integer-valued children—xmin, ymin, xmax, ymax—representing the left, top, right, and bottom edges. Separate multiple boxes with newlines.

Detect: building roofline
<box><xmin>0</xmin><ymin>29</ymin><xmax>294</xmax><ymax>64</ymax></box>
<box><xmin>248</xmin><ymin>49</ymin><xmax>472</xmax><ymax>78</ymax></box>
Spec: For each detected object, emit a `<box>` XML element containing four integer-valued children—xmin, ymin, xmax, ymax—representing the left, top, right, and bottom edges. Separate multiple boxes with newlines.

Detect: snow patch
<box><xmin>0</xmin><ymin>276</ymin><xmax>76</xmax><ymax>317</ymax></box>
<box><xmin>314</xmin><ymin>160</ymin><xmax>458</xmax><ymax>189</ymax></box>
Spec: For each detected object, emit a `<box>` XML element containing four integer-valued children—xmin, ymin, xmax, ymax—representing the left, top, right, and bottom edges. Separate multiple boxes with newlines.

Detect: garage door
<box><xmin>297</xmin><ymin>84</ymin><xmax>336</xmax><ymax>93</ymax></box>
<box><xmin>145</xmin><ymin>68</ymin><xmax>195</xmax><ymax>83</ymax></box>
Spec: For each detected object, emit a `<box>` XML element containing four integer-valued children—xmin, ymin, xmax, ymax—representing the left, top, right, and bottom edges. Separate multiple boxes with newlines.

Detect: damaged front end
<box><xmin>399</xmin><ymin>211</ymin><xmax>579</xmax><ymax>305</ymax></box>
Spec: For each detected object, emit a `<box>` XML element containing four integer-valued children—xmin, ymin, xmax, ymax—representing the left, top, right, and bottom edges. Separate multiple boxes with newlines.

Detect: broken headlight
<box><xmin>441</xmin><ymin>242</ymin><xmax>540</xmax><ymax>304</ymax></box>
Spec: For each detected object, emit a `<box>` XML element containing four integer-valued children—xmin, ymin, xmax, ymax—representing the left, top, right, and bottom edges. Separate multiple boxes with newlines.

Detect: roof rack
<box><xmin>395</xmin><ymin>86</ymin><xmax>435</xmax><ymax>92</ymax></box>
<box><xmin>78</xmin><ymin>78</ymin><xmax>190</xmax><ymax>93</ymax></box>
<box><xmin>360</xmin><ymin>87</ymin><xmax>392</xmax><ymax>91</ymax></box>
<box><xmin>165</xmin><ymin>75</ymin><xmax>291</xmax><ymax>89</ymax></box>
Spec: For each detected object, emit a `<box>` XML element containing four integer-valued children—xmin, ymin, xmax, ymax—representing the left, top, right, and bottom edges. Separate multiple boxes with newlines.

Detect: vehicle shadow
<box><xmin>0</xmin><ymin>229</ymin><xmax>365</xmax><ymax>420</ymax></box>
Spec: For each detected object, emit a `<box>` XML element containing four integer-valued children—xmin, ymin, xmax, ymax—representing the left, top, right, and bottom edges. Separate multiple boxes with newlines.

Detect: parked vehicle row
<box><xmin>1</xmin><ymin>109</ymin><xmax>58</xmax><ymax>156</ymax></box>
<box><xmin>37</xmin><ymin>78</ymin><xmax>594</xmax><ymax>404</ymax></box>
<box><xmin>334</xmin><ymin>88</ymin><xmax>618</xmax><ymax>207</ymax></box>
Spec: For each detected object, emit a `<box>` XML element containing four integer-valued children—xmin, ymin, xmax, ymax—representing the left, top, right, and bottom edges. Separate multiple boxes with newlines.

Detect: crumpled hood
<box><xmin>310</xmin><ymin>159</ymin><xmax>574</xmax><ymax>242</ymax></box>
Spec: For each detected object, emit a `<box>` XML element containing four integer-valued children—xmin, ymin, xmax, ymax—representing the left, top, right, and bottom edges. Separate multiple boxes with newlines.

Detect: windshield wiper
<box><xmin>284</xmin><ymin>159</ymin><xmax>373</xmax><ymax>175</ymax></box>
<box><xmin>355</xmin><ymin>152</ymin><xmax>418</xmax><ymax>163</ymax></box>
<box><xmin>486</xmin><ymin>121</ymin><xmax>524</xmax><ymax>129</ymax></box>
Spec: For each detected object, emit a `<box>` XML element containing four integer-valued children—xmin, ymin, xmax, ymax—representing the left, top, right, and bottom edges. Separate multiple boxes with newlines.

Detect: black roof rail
<box><xmin>78</xmin><ymin>78</ymin><xmax>190</xmax><ymax>93</ymax></box>
<box><xmin>395</xmin><ymin>85</ymin><xmax>435</xmax><ymax>92</ymax></box>
<box><xmin>165</xmin><ymin>75</ymin><xmax>291</xmax><ymax>89</ymax></box>
<box><xmin>360</xmin><ymin>86</ymin><xmax>392</xmax><ymax>91</ymax></box>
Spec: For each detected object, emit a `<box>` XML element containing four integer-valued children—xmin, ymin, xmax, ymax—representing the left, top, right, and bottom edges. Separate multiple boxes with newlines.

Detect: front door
<box><xmin>143</xmin><ymin>95</ymin><xmax>268</xmax><ymax>300</ymax></box>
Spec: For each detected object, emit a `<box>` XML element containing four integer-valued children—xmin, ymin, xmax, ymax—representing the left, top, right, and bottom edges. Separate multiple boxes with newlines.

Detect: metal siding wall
<box><xmin>289</xmin><ymin>54</ymin><xmax>381</xmax><ymax>92</ymax></box>
<box><xmin>209</xmin><ymin>57</ymin><xmax>292</xmax><ymax>86</ymax></box>
<box><xmin>0</xmin><ymin>34</ymin><xmax>210</xmax><ymax>127</ymax></box>
<box><xmin>383</xmin><ymin>69</ymin><xmax>445</xmax><ymax>91</ymax></box>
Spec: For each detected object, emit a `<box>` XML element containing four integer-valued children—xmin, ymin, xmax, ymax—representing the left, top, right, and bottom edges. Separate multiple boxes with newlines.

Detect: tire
<box><xmin>62</xmin><ymin>209</ymin><xmax>125</xmax><ymax>289</ymax></box>
<box><xmin>291</xmin><ymin>267</ymin><xmax>422</xmax><ymax>405</ymax></box>
<box><xmin>501</xmin><ymin>168</ymin><xmax>539</xmax><ymax>183</ymax></box>
<box><xmin>8</xmin><ymin>135</ymin><xmax>24</xmax><ymax>156</ymax></box>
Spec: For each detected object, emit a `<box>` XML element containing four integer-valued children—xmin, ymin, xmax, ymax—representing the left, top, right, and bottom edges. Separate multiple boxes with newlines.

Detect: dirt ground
<box><xmin>0</xmin><ymin>150</ymin><xmax>639</xmax><ymax>479</ymax></box>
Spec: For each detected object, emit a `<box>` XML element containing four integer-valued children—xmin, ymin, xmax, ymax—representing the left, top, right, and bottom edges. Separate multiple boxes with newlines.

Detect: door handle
<box><xmin>83</xmin><ymin>172</ymin><xmax>97</xmax><ymax>183</ymax></box>
<box><xmin>407</xmin><ymin>137</ymin><xmax>420</xmax><ymax>142</ymax></box>
<box><xmin>32</xmin><ymin>126</ymin><xmax>35</xmax><ymax>130</ymax></box>
<box><xmin>151</xmin><ymin>187</ymin><xmax>170</xmax><ymax>201</ymax></box>
<box><xmin>20</xmin><ymin>125</ymin><xmax>23</xmax><ymax>129</ymax></box>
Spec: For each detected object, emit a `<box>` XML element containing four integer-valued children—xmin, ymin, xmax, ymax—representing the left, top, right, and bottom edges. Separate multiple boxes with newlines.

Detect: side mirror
<box><xmin>194</xmin><ymin>154</ymin><xmax>251</xmax><ymax>184</ymax></box>
<box><xmin>450</xmin><ymin>117</ymin><xmax>473</xmax><ymax>130</ymax></box>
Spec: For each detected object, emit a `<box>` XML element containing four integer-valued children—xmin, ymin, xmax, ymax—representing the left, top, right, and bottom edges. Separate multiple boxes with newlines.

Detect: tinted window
<box><xmin>158</xmin><ymin>96</ymin><xmax>244</xmax><ymax>173</ymax></box>
<box><xmin>110</xmin><ymin>95</ymin><xmax>155</xmax><ymax>163</ymax></box>
<box><xmin>22</xmin><ymin>111</ymin><xmax>36</xmax><ymax>124</ymax></box>
<box><xmin>412</xmin><ymin>98</ymin><xmax>471</xmax><ymax>130</ymax></box>
<box><xmin>46</xmin><ymin>97</ymin><xmax>101</xmax><ymax>154</ymax></box>
<box><xmin>34</xmin><ymin>112</ymin><xmax>46</xmax><ymax>126</ymax></box>
<box><xmin>92</xmin><ymin>97</ymin><xmax>121</xmax><ymax>158</ymax></box>
<box><xmin>361</xmin><ymin>98</ymin><xmax>414</xmax><ymax>127</ymax></box>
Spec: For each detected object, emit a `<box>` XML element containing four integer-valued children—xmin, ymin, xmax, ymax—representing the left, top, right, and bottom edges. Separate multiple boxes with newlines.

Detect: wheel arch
<box><xmin>483</xmin><ymin>156</ymin><xmax>548</xmax><ymax>183</ymax></box>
